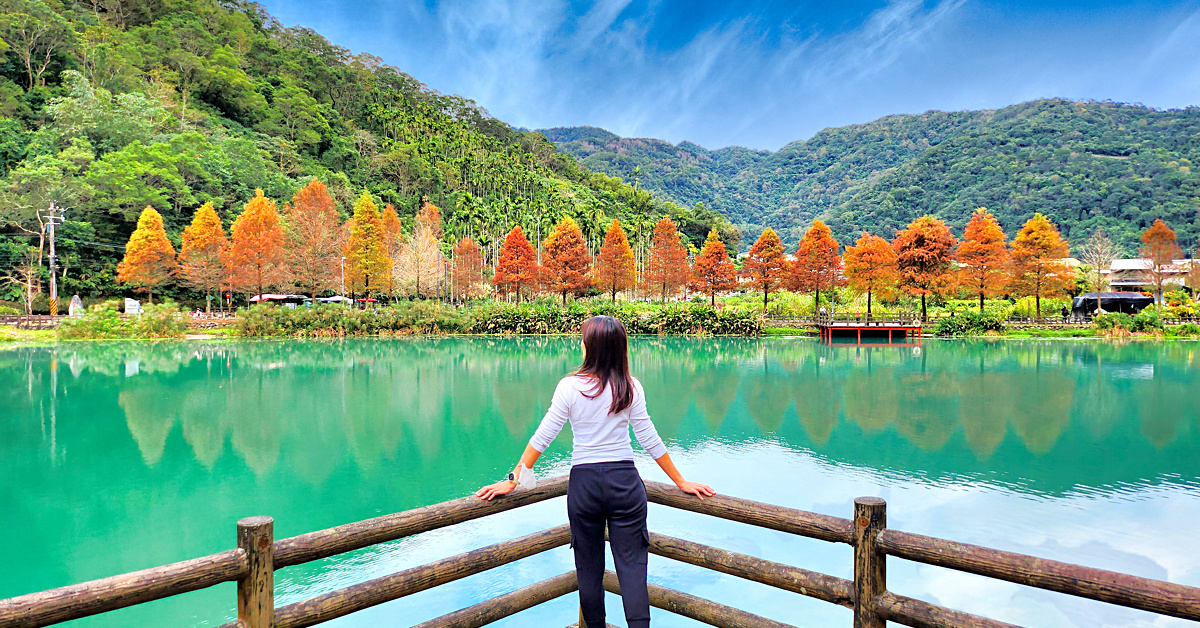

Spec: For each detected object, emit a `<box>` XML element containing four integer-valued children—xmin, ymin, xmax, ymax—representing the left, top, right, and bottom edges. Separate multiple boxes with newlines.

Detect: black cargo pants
<box><xmin>567</xmin><ymin>461</ymin><xmax>651</xmax><ymax>628</ymax></box>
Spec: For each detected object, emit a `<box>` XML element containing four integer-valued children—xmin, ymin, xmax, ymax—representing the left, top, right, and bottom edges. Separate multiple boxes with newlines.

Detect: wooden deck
<box><xmin>813</xmin><ymin>313</ymin><xmax>922</xmax><ymax>343</ymax></box>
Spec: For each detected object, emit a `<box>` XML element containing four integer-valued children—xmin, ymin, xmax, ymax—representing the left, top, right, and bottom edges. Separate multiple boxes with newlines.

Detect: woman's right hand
<box><xmin>676</xmin><ymin>480</ymin><xmax>715</xmax><ymax>501</ymax></box>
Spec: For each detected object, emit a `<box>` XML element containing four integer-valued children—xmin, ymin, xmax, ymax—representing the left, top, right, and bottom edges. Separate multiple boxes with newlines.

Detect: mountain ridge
<box><xmin>538</xmin><ymin>98</ymin><xmax>1200</xmax><ymax>252</ymax></box>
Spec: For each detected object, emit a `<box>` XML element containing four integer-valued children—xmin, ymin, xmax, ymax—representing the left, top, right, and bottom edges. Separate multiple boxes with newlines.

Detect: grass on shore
<box><xmin>0</xmin><ymin>327</ymin><xmax>56</xmax><ymax>343</ymax></box>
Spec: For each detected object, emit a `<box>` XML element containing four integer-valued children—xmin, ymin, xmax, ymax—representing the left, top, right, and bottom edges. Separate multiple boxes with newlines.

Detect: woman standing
<box><xmin>477</xmin><ymin>316</ymin><xmax>714</xmax><ymax>628</ymax></box>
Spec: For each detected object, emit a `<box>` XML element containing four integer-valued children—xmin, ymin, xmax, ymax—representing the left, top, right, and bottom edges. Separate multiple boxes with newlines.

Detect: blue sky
<box><xmin>258</xmin><ymin>0</ymin><xmax>1200</xmax><ymax>151</ymax></box>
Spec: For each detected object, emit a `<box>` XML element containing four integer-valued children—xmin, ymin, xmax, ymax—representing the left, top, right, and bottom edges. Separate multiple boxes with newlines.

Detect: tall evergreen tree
<box><xmin>381</xmin><ymin>204</ymin><xmax>404</xmax><ymax>268</ymax></box>
<box><xmin>285</xmin><ymin>179</ymin><xmax>343</xmax><ymax>303</ymax></box>
<box><xmin>493</xmin><ymin>226</ymin><xmax>538</xmax><ymax>301</ymax></box>
<box><xmin>227</xmin><ymin>190</ymin><xmax>286</xmax><ymax>301</ymax></box>
<box><xmin>541</xmin><ymin>216</ymin><xmax>591</xmax><ymax>305</ymax></box>
<box><xmin>451</xmin><ymin>236</ymin><xmax>485</xmax><ymax>300</ymax></box>
<box><xmin>893</xmin><ymin>215</ymin><xmax>956</xmax><ymax>321</ymax></box>
<box><xmin>843</xmin><ymin>232</ymin><xmax>898</xmax><ymax>316</ymax></box>
<box><xmin>178</xmin><ymin>202</ymin><xmax>227</xmax><ymax>313</ymax></box>
<box><xmin>744</xmin><ymin>227</ymin><xmax>787</xmax><ymax>314</ymax></box>
<box><xmin>1010</xmin><ymin>213</ymin><xmax>1073</xmax><ymax>317</ymax></box>
<box><xmin>790</xmin><ymin>220</ymin><xmax>843</xmax><ymax>315</ymax></box>
<box><xmin>956</xmin><ymin>208</ymin><xmax>1009</xmax><ymax>313</ymax></box>
<box><xmin>1140</xmin><ymin>219</ymin><xmax>1183</xmax><ymax>304</ymax></box>
<box><xmin>395</xmin><ymin>220</ymin><xmax>444</xmax><ymax>298</ymax></box>
<box><xmin>690</xmin><ymin>229</ymin><xmax>737</xmax><ymax>306</ymax></box>
<box><xmin>343</xmin><ymin>192</ymin><xmax>390</xmax><ymax>298</ymax></box>
<box><xmin>642</xmin><ymin>217</ymin><xmax>690</xmax><ymax>302</ymax></box>
<box><xmin>118</xmin><ymin>206</ymin><xmax>176</xmax><ymax>304</ymax></box>
<box><xmin>596</xmin><ymin>219</ymin><xmax>636</xmax><ymax>303</ymax></box>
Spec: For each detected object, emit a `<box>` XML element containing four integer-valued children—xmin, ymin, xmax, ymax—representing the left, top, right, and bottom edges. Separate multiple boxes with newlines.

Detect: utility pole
<box><xmin>40</xmin><ymin>202</ymin><xmax>66</xmax><ymax>316</ymax></box>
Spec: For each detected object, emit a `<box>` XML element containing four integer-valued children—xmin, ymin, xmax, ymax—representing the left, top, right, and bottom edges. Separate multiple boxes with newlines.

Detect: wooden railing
<box><xmin>0</xmin><ymin>315</ymin><xmax>62</xmax><ymax>330</ymax></box>
<box><xmin>773</xmin><ymin>313</ymin><xmax>923</xmax><ymax>327</ymax></box>
<box><xmin>2</xmin><ymin>475</ymin><xmax>1198</xmax><ymax>627</ymax></box>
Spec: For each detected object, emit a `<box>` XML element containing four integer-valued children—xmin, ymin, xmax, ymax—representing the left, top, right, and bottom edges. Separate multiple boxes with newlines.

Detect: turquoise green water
<box><xmin>2</xmin><ymin>338</ymin><xmax>1199</xmax><ymax>627</ymax></box>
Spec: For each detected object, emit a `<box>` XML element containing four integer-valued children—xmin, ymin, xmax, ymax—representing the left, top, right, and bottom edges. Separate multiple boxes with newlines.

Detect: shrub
<box><xmin>1173</xmin><ymin>323</ymin><xmax>1200</xmax><ymax>338</ymax></box>
<box><xmin>1130</xmin><ymin>307</ymin><xmax>1164</xmax><ymax>333</ymax></box>
<box><xmin>58</xmin><ymin>300</ymin><xmax>132</xmax><ymax>339</ymax></box>
<box><xmin>0</xmin><ymin>305</ymin><xmax>20</xmax><ymax>315</ymax></box>
<box><xmin>1092</xmin><ymin>312</ymin><xmax>1133</xmax><ymax>335</ymax></box>
<box><xmin>132</xmin><ymin>301</ymin><xmax>189</xmax><ymax>338</ymax></box>
<box><xmin>934</xmin><ymin>311</ymin><xmax>1005</xmax><ymax>337</ymax></box>
<box><xmin>1165</xmin><ymin>290</ymin><xmax>1191</xmax><ymax>307</ymax></box>
<box><xmin>59</xmin><ymin>299</ymin><xmax>188</xmax><ymax>339</ymax></box>
<box><xmin>235</xmin><ymin>301</ymin><xmax>761</xmax><ymax>337</ymax></box>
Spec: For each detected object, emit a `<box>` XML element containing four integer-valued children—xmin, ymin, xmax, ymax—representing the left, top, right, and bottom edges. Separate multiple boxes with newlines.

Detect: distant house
<box><xmin>1104</xmin><ymin>258</ymin><xmax>1194</xmax><ymax>296</ymax></box>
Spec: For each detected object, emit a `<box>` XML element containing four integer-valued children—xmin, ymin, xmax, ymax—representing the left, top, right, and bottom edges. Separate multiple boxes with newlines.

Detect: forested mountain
<box><xmin>541</xmin><ymin>100</ymin><xmax>1200</xmax><ymax>252</ymax></box>
<box><xmin>0</xmin><ymin>0</ymin><xmax>737</xmax><ymax>300</ymax></box>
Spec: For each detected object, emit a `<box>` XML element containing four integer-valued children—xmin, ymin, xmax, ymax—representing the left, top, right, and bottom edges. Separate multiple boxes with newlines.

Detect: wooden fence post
<box><xmin>853</xmin><ymin>497</ymin><xmax>886</xmax><ymax>628</ymax></box>
<box><xmin>237</xmin><ymin>516</ymin><xmax>274</xmax><ymax>628</ymax></box>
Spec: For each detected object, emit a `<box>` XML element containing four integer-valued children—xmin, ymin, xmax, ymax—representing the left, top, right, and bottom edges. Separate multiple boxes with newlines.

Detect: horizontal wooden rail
<box><xmin>269</xmin><ymin>525</ymin><xmax>570</xmax><ymax>628</ymax></box>
<box><xmin>874</xmin><ymin>592</ymin><xmax>1021</xmax><ymax>628</ymax></box>
<box><xmin>648</xmin><ymin>532</ymin><xmax>853</xmax><ymax>607</ymax></box>
<box><xmin>410</xmin><ymin>571</ymin><xmax>578</xmax><ymax>628</ymax></box>
<box><xmin>879</xmin><ymin>529</ymin><xmax>1200</xmax><ymax>622</ymax></box>
<box><xmin>274</xmin><ymin>474</ymin><xmax>568</xmax><ymax>568</ymax></box>
<box><xmin>644</xmin><ymin>480</ymin><xmax>854</xmax><ymax>545</ymax></box>
<box><xmin>602</xmin><ymin>570</ymin><xmax>795</xmax><ymax>628</ymax></box>
<box><xmin>0</xmin><ymin>549</ymin><xmax>248</xmax><ymax>628</ymax></box>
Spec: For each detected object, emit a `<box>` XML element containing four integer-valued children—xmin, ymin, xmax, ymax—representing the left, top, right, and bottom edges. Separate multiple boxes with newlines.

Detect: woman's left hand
<box><xmin>476</xmin><ymin>481</ymin><xmax>517</xmax><ymax>501</ymax></box>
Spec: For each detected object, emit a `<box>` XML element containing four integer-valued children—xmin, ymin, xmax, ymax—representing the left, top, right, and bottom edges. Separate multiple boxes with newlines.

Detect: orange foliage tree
<box><xmin>893</xmin><ymin>215</ymin><xmax>957</xmax><ymax>321</ymax></box>
<box><xmin>343</xmin><ymin>191</ymin><xmax>391</xmax><ymax>297</ymax></box>
<box><xmin>595</xmin><ymin>219</ymin><xmax>636</xmax><ymax>302</ymax></box>
<box><xmin>285</xmin><ymin>179</ymin><xmax>344</xmax><ymax>302</ymax></box>
<box><xmin>395</xmin><ymin>218</ymin><xmax>444</xmax><ymax>298</ymax></box>
<box><xmin>1010</xmin><ymin>213</ymin><xmax>1073</xmax><ymax>317</ymax></box>
<box><xmin>541</xmin><ymin>216</ymin><xmax>591</xmax><ymax>305</ymax></box>
<box><xmin>642</xmin><ymin>217</ymin><xmax>690</xmax><ymax>302</ymax></box>
<box><xmin>452</xmin><ymin>236</ymin><xmax>485</xmax><ymax>300</ymax></box>
<box><xmin>416</xmin><ymin>200</ymin><xmax>444</xmax><ymax>239</ymax></box>
<box><xmin>117</xmin><ymin>206</ymin><xmax>176</xmax><ymax>304</ymax></box>
<box><xmin>1140</xmin><ymin>219</ymin><xmax>1183</xmax><ymax>303</ymax></box>
<box><xmin>843</xmin><ymin>232</ymin><xmax>898</xmax><ymax>315</ymax></box>
<box><xmin>789</xmin><ymin>220</ymin><xmax>843</xmax><ymax>315</ymax></box>
<box><xmin>956</xmin><ymin>208</ymin><xmax>1010</xmax><ymax>312</ymax></box>
<box><xmin>226</xmin><ymin>190</ymin><xmax>287</xmax><ymax>301</ymax></box>
<box><xmin>493</xmin><ymin>225</ymin><xmax>538</xmax><ymax>300</ymax></box>
<box><xmin>380</xmin><ymin>203</ymin><xmax>404</xmax><ymax>281</ymax></box>
<box><xmin>743</xmin><ymin>227</ymin><xmax>787</xmax><ymax>313</ymax></box>
<box><xmin>178</xmin><ymin>202</ymin><xmax>226</xmax><ymax>313</ymax></box>
<box><xmin>690</xmin><ymin>229</ymin><xmax>737</xmax><ymax>306</ymax></box>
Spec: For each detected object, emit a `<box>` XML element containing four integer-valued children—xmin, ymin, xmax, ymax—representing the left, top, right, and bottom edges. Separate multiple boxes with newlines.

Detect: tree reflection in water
<box><xmin>3</xmin><ymin>337</ymin><xmax>1199</xmax><ymax>494</ymax></box>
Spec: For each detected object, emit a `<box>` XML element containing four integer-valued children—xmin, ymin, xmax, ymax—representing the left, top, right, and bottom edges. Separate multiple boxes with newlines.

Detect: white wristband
<box><xmin>516</xmin><ymin>464</ymin><xmax>537</xmax><ymax>489</ymax></box>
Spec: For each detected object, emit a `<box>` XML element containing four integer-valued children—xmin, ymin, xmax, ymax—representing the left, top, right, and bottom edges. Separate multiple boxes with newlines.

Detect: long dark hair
<box><xmin>576</xmin><ymin>316</ymin><xmax>634</xmax><ymax>414</ymax></box>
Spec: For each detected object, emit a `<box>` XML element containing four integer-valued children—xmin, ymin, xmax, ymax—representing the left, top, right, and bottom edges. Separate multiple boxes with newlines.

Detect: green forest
<box><xmin>0</xmin><ymin>0</ymin><xmax>737</xmax><ymax>302</ymax></box>
<box><xmin>541</xmin><ymin>100</ymin><xmax>1200</xmax><ymax>251</ymax></box>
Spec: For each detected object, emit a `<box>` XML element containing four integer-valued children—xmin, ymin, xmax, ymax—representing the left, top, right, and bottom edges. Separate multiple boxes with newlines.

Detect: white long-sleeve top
<box><xmin>529</xmin><ymin>374</ymin><xmax>668</xmax><ymax>465</ymax></box>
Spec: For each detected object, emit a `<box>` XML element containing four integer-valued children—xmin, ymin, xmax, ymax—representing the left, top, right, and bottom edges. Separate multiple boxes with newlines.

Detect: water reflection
<box><xmin>4</xmin><ymin>339</ymin><xmax>1200</xmax><ymax>628</ymax></box>
<box><xmin>3</xmin><ymin>338</ymin><xmax>1198</xmax><ymax>494</ymax></box>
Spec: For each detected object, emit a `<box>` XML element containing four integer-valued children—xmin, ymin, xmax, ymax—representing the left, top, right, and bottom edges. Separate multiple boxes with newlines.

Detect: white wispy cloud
<box><xmin>260</xmin><ymin>0</ymin><xmax>1200</xmax><ymax>150</ymax></box>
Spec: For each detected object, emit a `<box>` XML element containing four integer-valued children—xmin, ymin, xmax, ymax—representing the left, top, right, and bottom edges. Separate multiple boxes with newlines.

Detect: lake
<box><xmin>2</xmin><ymin>337</ymin><xmax>1198</xmax><ymax>627</ymax></box>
